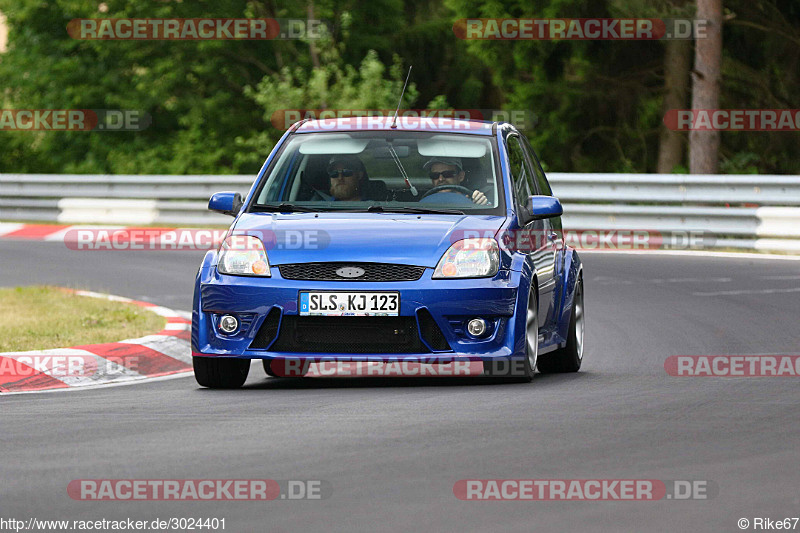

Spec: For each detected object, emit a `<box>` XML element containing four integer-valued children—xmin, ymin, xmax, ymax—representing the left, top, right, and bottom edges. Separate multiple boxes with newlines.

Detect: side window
<box><xmin>506</xmin><ymin>135</ymin><xmax>532</xmax><ymax>209</ymax></box>
<box><xmin>521</xmin><ymin>135</ymin><xmax>552</xmax><ymax>196</ymax></box>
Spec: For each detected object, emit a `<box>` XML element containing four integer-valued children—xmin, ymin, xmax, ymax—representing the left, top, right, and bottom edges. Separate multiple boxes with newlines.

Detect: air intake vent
<box><xmin>270</xmin><ymin>316</ymin><xmax>429</xmax><ymax>354</ymax></box>
<box><xmin>249</xmin><ymin>308</ymin><xmax>282</xmax><ymax>349</ymax></box>
<box><xmin>416</xmin><ymin>309</ymin><xmax>451</xmax><ymax>352</ymax></box>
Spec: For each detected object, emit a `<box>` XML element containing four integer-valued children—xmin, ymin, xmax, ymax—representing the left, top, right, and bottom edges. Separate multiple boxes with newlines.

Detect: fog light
<box><xmin>467</xmin><ymin>318</ymin><xmax>487</xmax><ymax>337</ymax></box>
<box><xmin>219</xmin><ymin>314</ymin><xmax>239</xmax><ymax>334</ymax></box>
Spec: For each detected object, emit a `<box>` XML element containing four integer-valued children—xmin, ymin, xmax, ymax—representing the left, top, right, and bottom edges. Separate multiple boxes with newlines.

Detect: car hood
<box><xmin>230</xmin><ymin>212</ymin><xmax>507</xmax><ymax>268</ymax></box>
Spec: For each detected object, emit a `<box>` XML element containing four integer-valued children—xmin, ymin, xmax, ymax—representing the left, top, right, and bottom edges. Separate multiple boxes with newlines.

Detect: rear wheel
<box><xmin>193</xmin><ymin>357</ymin><xmax>250</xmax><ymax>388</ymax></box>
<box><xmin>484</xmin><ymin>284</ymin><xmax>537</xmax><ymax>382</ymax></box>
<box><xmin>537</xmin><ymin>277</ymin><xmax>584</xmax><ymax>374</ymax></box>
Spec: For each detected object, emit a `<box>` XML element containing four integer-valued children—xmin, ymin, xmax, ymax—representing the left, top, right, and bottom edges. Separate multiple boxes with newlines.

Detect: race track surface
<box><xmin>2</xmin><ymin>241</ymin><xmax>799</xmax><ymax>532</ymax></box>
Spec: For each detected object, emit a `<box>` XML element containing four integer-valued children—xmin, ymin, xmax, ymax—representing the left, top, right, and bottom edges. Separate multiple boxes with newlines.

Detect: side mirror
<box><xmin>519</xmin><ymin>195</ymin><xmax>563</xmax><ymax>225</ymax></box>
<box><xmin>208</xmin><ymin>192</ymin><xmax>243</xmax><ymax>217</ymax></box>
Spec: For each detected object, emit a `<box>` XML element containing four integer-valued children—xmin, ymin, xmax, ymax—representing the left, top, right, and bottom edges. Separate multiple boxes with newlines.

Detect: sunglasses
<box><xmin>328</xmin><ymin>168</ymin><xmax>355</xmax><ymax>179</ymax></box>
<box><xmin>429</xmin><ymin>170</ymin><xmax>459</xmax><ymax>181</ymax></box>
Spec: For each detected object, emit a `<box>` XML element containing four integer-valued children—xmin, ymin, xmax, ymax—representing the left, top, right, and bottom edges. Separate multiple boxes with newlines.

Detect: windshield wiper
<box><xmin>364</xmin><ymin>205</ymin><xmax>465</xmax><ymax>215</ymax></box>
<box><xmin>251</xmin><ymin>203</ymin><xmax>328</xmax><ymax>213</ymax></box>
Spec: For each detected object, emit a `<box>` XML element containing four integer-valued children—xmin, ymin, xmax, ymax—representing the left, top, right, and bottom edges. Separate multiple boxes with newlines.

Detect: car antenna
<box><xmin>391</xmin><ymin>66</ymin><xmax>412</xmax><ymax>129</ymax></box>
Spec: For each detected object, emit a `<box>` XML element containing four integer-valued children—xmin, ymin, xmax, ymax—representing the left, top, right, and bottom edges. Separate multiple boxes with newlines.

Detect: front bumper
<box><xmin>192</xmin><ymin>265</ymin><xmax>528</xmax><ymax>362</ymax></box>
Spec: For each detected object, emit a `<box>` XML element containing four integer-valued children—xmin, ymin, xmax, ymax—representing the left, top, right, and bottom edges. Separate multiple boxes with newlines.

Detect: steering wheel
<box><xmin>422</xmin><ymin>184</ymin><xmax>474</xmax><ymax>199</ymax></box>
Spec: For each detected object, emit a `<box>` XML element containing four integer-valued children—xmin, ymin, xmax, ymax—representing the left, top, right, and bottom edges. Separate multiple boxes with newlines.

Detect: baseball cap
<box><xmin>328</xmin><ymin>154</ymin><xmax>364</xmax><ymax>170</ymax></box>
<box><xmin>423</xmin><ymin>157</ymin><xmax>463</xmax><ymax>171</ymax></box>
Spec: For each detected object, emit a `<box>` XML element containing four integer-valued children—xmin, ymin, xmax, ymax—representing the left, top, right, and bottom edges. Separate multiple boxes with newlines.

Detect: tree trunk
<box><xmin>307</xmin><ymin>2</ymin><xmax>320</xmax><ymax>69</ymax></box>
<box><xmin>689</xmin><ymin>0</ymin><xmax>723</xmax><ymax>174</ymax></box>
<box><xmin>658</xmin><ymin>39</ymin><xmax>692</xmax><ymax>173</ymax></box>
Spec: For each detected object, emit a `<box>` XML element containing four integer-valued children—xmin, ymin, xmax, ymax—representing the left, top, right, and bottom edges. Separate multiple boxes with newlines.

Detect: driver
<box><xmin>328</xmin><ymin>155</ymin><xmax>368</xmax><ymax>201</ymax></box>
<box><xmin>423</xmin><ymin>157</ymin><xmax>488</xmax><ymax>205</ymax></box>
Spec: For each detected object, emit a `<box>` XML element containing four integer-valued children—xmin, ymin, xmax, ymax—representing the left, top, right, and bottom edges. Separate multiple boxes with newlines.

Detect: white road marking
<box><xmin>692</xmin><ymin>287</ymin><xmax>800</xmax><ymax>297</ymax></box>
<box><xmin>591</xmin><ymin>276</ymin><xmax>733</xmax><ymax>285</ymax></box>
<box><xmin>650</xmin><ymin>277</ymin><xmax>732</xmax><ymax>284</ymax></box>
<box><xmin>581</xmin><ymin>249</ymin><xmax>800</xmax><ymax>261</ymax></box>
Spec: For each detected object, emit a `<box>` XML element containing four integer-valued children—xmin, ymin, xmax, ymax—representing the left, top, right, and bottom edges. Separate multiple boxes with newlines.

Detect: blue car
<box><xmin>191</xmin><ymin>117</ymin><xmax>584</xmax><ymax>388</ymax></box>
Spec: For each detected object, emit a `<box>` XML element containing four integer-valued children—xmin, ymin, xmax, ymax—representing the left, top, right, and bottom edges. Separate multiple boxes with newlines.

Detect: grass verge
<box><xmin>0</xmin><ymin>286</ymin><xmax>166</xmax><ymax>352</ymax></box>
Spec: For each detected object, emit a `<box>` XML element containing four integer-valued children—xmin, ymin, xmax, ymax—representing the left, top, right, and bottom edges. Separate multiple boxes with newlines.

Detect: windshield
<box><xmin>250</xmin><ymin>131</ymin><xmax>504</xmax><ymax>214</ymax></box>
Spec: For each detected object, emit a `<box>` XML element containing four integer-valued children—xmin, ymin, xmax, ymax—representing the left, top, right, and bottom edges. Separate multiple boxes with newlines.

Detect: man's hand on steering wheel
<box><xmin>471</xmin><ymin>190</ymin><xmax>488</xmax><ymax>205</ymax></box>
<box><xmin>423</xmin><ymin>184</ymin><xmax>488</xmax><ymax>205</ymax></box>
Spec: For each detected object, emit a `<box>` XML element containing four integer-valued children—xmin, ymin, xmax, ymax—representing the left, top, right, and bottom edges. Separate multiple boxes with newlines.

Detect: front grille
<box><xmin>270</xmin><ymin>316</ymin><xmax>429</xmax><ymax>353</ymax></box>
<box><xmin>279</xmin><ymin>263</ymin><xmax>425</xmax><ymax>282</ymax></box>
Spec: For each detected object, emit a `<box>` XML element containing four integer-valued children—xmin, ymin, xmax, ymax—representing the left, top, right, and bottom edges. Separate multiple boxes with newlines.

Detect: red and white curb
<box><xmin>0</xmin><ymin>290</ymin><xmax>192</xmax><ymax>394</ymax></box>
<box><xmin>0</xmin><ymin>223</ymin><xmax>71</xmax><ymax>240</ymax></box>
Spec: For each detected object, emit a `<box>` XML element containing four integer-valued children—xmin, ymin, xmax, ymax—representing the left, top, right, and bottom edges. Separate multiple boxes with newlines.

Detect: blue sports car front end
<box><xmin>194</xmin><ymin>213</ymin><xmax>530</xmax><ymax>360</ymax></box>
<box><xmin>191</xmin><ymin>117</ymin><xmax>584</xmax><ymax>387</ymax></box>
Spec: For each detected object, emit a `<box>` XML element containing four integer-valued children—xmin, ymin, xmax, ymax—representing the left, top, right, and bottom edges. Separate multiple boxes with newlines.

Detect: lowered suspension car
<box><xmin>192</xmin><ymin>117</ymin><xmax>584</xmax><ymax>388</ymax></box>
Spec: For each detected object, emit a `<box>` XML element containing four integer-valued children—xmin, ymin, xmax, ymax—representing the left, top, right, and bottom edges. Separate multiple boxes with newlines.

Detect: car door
<box><xmin>520</xmin><ymin>135</ymin><xmax>563</xmax><ymax>327</ymax></box>
<box><xmin>505</xmin><ymin>133</ymin><xmax>556</xmax><ymax>325</ymax></box>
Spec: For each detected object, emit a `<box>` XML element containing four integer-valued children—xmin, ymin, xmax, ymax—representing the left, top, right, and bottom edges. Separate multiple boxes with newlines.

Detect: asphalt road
<box><xmin>1</xmin><ymin>241</ymin><xmax>799</xmax><ymax>533</ymax></box>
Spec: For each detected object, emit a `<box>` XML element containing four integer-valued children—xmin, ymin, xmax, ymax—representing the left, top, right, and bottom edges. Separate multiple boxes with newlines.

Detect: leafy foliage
<box><xmin>0</xmin><ymin>0</ymin><xmax>798</xmax><ymax>174</ymax></box>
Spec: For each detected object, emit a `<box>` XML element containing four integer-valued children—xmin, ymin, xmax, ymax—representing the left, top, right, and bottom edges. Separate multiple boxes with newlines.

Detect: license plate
<box><xmin>299</xmin><ymin>292</ymin><xmax>400</xmax><ymax>316</ymax></box>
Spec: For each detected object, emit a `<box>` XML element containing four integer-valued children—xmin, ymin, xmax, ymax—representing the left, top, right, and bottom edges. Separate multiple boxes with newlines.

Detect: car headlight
<box><xmin>433</xmin><ymin>238</ymin><xmax>500</xmax><ymax>279</ymax></box>
<box><xmin>217</xmin><ymin>235</ymin><xmax>271</xmax><ymax>276</ymax></box>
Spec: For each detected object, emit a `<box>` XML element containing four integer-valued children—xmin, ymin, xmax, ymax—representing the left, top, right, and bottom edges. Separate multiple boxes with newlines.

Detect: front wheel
<box><xmin>538</xmin><ymin>277</ymin><xmax>584</xmax><ymax>374</ymax></box>
<box><xmin>193</xmin><ymin>356</ymin><xmax>250</xmax><ymax>388</ymax></box>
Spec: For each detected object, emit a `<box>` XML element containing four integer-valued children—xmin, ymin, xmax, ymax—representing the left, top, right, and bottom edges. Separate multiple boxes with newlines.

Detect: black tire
<box><xmin>484</xmin><ymin>285</ymin><xmax>537</xmax><ymax>383</ymax></box>
<box><xmin>193</xmin><ymin>356</ymin><xmax>250</xmax><ymax>388</ymax></box>
<box><xmin>263</xmin><ymin>359</ymin><xmax>280</xmax><ymax>377</ymax></box>
<box><xmin>263</xmin><ymin>358</ymin><xmax>310</xmax><ymax>378</ymax></box>
<box><xmin>538</xmin><ymin>277</ymin><xmax>584</xmax><ymax>374</ymax></box>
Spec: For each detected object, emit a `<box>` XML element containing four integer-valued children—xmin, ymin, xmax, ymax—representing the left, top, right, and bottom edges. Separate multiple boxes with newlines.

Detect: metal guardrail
<box><xmin>2</xmin><ymin>173</ymin><xmax>800</xmax><ymax>252</ymax></box>
<box><xmin>547</xmin><ymin>173</ymin><xmax>800</xmax><ymax>205</ymax></box>
<box><xmin>546</xmin><ymin>173</ymin><xmax>800</xmax><ymax>252</ymax></box>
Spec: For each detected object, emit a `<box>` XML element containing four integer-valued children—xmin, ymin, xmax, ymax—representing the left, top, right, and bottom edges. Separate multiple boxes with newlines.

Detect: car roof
<box><xmin>293</xmin><ymin>116</ymin><xmax>498</xmax><ymax>136</ymax></box>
